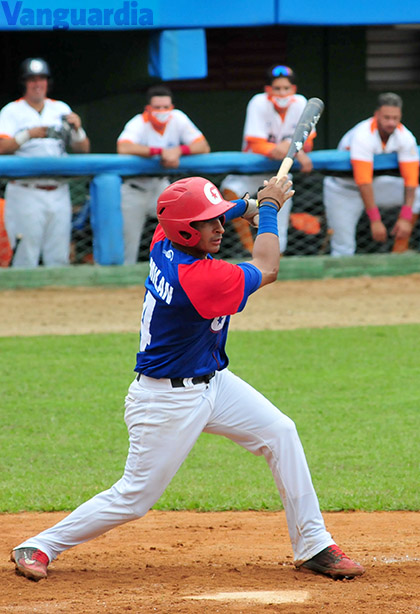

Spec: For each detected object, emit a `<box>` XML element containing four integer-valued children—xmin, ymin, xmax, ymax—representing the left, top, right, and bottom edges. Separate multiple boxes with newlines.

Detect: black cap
<box><xmin>20</xmin><ymin>58</ymin><xmax>51</xmax><ymax>81</ymax></box>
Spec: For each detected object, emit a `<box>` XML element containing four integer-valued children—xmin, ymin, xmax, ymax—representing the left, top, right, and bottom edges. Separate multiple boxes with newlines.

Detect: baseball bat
<box><xmin>9</xmin><ymin>233</ymin><xmax>22</xmax><ymax>267</ymax></box>
<box><xmin>276</xmin><ymin>97</ymin><xmax>325</xmax><ymax>181</ymax></box>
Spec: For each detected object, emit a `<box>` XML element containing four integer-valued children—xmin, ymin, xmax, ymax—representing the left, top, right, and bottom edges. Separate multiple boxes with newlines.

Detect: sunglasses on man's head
<box><xmin>271</xmin><ymin>65</ymin><xmax>293</xmax><ymax>77</ymax></box>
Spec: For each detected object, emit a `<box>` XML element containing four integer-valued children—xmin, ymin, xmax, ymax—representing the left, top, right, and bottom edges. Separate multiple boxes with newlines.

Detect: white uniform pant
<box><xmin>324</xmin><ymin>175</ymin><xmax>420</xmax><ymax>257</ymax></box>
<box><xmin>121</xmin><ymin>177</ymin><xmax>170</xmax><ymax>265</ymax></box>
<box><xmin>220</xmin><ymin>174</ymin><xmax>293</xmax><ymax>253</ymax></box>
<box><xmin>17</xmin><ymin>369</ymin><xmax>333</xmax><ymax>566</ymax></box>
<box><xmin>5</xmin><ymin>182</ymin><xmax>71</xmax><ymax>268</ymax></box>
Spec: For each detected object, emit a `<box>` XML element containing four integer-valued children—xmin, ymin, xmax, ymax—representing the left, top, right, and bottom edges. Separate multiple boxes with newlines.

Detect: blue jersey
<box><xmin>135</xmin><ymin>227</ymin><xmax>262</xmax><ymax>378</ymax></box>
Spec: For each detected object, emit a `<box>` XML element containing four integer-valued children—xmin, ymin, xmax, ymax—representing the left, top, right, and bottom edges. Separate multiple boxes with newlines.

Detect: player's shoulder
<box><xmin>247</xmin><ymin>93</ymin><xmax>267</xmax><ymax>109</ymax></box>
<box><xmin>342</xmin><ymin>118</ymin><xmax>373</xmax><ymax>144</ymax></box>
<box><xmin>292</xmin><ymin>94</ymin><xmax>308</xmax><ymax>107</ymax></box>
<box><xmin>351</xmin><ymin>118</ymin><xmax>372</xmax><ymax>134</ymax></box>
<box><xmin>0</xmin><ymin>98</ymin><xmax>24</xmax><ymax>114</ymax></box>
<box><xmin>45</xmin><ymin>98</ymin><xmax>71</xmax><ymax>112</ymax></box>
<box><xmin>396</xmin><ymin>122</ymin><xmax>417</xmax><ymax>142</ymax></box>
<box><xmin>125</xmin><ymin>113</ymin><xmax>144</xmax><ymax>127</ymax></box>
<box><xmin>172</xmin><ymin>108</ymin><xmax>187</xmax><ymax>118</ymax></box>
<box><xmin>171</xmin><ymin>108</ymin><xmax>193</xmax><ymax>124</ymax></box>
<box><xmin>179</xmin><ymin>257</ymin><xmax>243</xmax><ymax>283</ymax></box>
<box><xmin>118</xmin><ymin>114</ymin><xmax>145</xmax><ymax>139</ymax></box>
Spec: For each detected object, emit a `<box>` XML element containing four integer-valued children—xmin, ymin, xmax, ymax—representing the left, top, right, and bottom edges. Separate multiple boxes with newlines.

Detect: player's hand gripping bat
<box><xmin>276</xmin><ymin>97</ymin><xmax>324</xmax><ymax>181</ymax></box>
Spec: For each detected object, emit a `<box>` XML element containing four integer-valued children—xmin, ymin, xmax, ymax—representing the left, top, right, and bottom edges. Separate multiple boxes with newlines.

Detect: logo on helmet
<box><xmin>29</xmin><ymin>59</ymin><xmax>46</xmax><ymax>74</ymax></box>
<box><xmin>204</xmin><ymin>182</ymin><xmax>222</xmax><ymax>205</ymax></box>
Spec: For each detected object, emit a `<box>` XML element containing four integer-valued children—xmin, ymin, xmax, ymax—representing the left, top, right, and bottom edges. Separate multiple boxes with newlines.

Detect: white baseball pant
<box><xmin>5</xmin><ymin>182</ymin><xmax>72</xmax><ymax>268</ymax></box>
<box><xmin>121</xmin><ymin>177</ymin><xmax>170</xmax><ymax>265</ymax></box>
<box><xmin>220</xmin><ymin>174</ymin><xmax>293</xmax><ymax>253</ymax></box>
<box><xmin>324</xmin><ymin>175</ymin><xmax>420</xmax><ymax>257</ymax></box>
<box><xmin>16</xmin><ymin>368</ymin><xmax>333</xmax><ymax>566</ymax></box>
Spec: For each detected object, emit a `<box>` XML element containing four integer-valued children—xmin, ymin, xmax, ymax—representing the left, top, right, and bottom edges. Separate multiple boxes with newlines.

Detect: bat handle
<box><xmin>276</xmin><ymin>157</ymin><xmax>294</xmax><ymax>182</ymax></box>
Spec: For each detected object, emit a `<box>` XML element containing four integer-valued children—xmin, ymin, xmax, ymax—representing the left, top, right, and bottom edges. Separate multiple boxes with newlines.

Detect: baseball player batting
<box><xmin>11</xmin><ymin>177</ymin><xmax>364</xmax><ymax>582</ymax></box>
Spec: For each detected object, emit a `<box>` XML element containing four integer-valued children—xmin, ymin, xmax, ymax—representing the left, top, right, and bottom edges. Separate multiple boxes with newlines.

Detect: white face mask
<box><xmin>151</xmin><ymin>110</ymin><xmax>172</xmax><ymax>123</ymax></box>
<box><xmin>273</xmin><ymin>95</ymin><xmax>293</xmax><ymax>109</ymax></box>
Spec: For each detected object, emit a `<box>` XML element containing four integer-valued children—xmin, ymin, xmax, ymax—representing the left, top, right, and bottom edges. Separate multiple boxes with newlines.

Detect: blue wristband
<box><xmin>257</xmin><ymin>204</ymin><xmax>279</xmax><ymax>236</ymax></box>
<box><xmin>224</xmin><ymin>199</ymin><xmax>247</xmax><ymax>221</ymax></box>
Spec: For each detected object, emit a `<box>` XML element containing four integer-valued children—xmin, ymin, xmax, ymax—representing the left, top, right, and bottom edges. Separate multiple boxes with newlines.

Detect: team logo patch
<box><xmin>163</xmin><ymin>248</ymin><xmax>174</xmax><ymax>261</ymax></box>
<box><xmin>204</xmin><ymin>182</ymin><xmax>222</xmax><ymax>205</ymax></box>
<box><xmin>211</xmin><ymin>316</ymin><xmax>226</xmax><ymax>331</ymax></box>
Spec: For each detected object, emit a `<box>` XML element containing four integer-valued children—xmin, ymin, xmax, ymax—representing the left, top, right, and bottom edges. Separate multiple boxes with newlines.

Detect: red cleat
<box><xmin>298</xmin><ymin>545</ymin><xmax>365</xmax><ymax>579</ymax></box>
<box><xmin>11</xmin><ymin>547</ymin><xmax>49</xmax><ymax>581</ymax></box>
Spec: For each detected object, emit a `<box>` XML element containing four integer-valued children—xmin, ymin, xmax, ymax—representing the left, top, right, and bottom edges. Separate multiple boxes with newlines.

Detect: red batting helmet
<box><xmin>157</xmin><ymin>177</ymin><xmax>236</xmax><ymax>247</ymax></box>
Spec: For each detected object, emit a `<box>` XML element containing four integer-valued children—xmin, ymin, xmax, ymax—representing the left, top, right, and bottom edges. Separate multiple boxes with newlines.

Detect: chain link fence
<box><xmin>1</xmin><ymin>170</ymin><xmax>419</xmax><ymax>268</ymax></box>
<box><xmin>0</xmin><ymin>177</ymin><xmax>93</xmax><ymax>267</ymax></box>
<box><xmin>138</xmin><ymin>171</ymin><xmax>420</xmax><ymax>261</ymax></box>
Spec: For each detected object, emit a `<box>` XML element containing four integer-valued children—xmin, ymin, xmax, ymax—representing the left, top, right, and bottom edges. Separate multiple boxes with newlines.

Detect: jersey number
<box><xmin>140</xmin><ymin>290</ymin><xmax>156</xmax><ymax>351</ymax></box>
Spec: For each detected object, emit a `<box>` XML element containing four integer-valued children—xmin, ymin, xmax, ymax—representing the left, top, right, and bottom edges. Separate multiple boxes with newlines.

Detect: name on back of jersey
<box><xmin>149</xmin><ymin>257</ymin><xmax>174</xmax><ymax>305</ymax></box>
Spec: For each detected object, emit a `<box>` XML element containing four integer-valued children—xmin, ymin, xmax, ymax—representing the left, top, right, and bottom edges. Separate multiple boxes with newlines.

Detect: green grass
<box><xmin>1</xmin><ymin>326</ymin><xmax>419</xmax><ymax>513</ymax></box>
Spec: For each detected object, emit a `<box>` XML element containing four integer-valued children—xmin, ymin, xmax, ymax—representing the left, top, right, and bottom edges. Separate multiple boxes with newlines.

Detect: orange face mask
<box><xmin>145</xmin><ymin>104</ymin><xmax>174</xmax><ymax>134</ymax></box>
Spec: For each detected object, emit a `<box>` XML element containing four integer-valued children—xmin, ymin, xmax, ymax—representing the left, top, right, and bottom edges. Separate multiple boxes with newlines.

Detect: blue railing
<box><xmin>0</xmin><ymin>150</ymin><xmax>404</xmax><ymax>264</ymax></box>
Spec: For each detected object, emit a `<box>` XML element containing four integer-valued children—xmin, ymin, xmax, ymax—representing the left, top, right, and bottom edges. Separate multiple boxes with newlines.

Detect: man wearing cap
<box><xmin>220</xmin><ymin>64</ymin><xmax>316</xmax><ymax>254</ymax></box>
<box><xmin>0</xmin><ymin>57</ymin><xmax>90</xmax><ymax>268</ymax></box>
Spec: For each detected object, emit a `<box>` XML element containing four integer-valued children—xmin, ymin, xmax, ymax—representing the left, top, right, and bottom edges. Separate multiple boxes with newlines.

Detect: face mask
<box><xmin>151</xmin><ymin>110</ymin><xmax>172</xmax><ymax>123</ymax></box>
<box><xmin>272</xmin><ymin>95</ymin><xmax>293</xmax><ymax>109</ymax></box>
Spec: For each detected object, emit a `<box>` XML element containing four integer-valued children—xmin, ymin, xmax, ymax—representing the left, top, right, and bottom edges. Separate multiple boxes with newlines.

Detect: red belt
<box><xmin>17</xmin><ymin>183</ymin><xmax>58</xmax><ymax>191</ymax></box>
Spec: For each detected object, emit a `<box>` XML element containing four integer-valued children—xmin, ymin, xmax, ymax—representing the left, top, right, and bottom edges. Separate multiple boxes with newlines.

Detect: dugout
<box><xmin>1</xmin><ymin>1</ymin><xmax>420</xmax><ymax>154</ymax></box>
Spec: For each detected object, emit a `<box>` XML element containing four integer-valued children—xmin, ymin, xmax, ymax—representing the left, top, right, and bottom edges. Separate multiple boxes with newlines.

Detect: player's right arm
<box><xmin>117</xmin><ymin>140</ymin><xmax>151</xmax><ymax>157</ymax></box>
<box><xmin>242</xmin><ymin>95</ymin><xmax>278</xmax><ymax>157</ymax></box>
<box><xmin>350</xmin><ymin>121</ymin><xmax>387</xmax><ymax>242</ymax></box>
<box><xmin>0</xmin><ymin>128</ymin><xmax>48</xmax><ymax>154</ymax></box>
<box><xmin>358</xmin><ymin>183</ymin><xmax>387</xmax><ymax>242</ymax></box>
<box><xmin>0</xmin><ymin>104</ymin><xmax>48</xmax><ymax>154</ymax></box>
<box><xmin>116</xmin><ymin>115</ymin><xmax>154</xmax><ymax>158</ymax></box>
<box><xmin>248</xmin><ymin>176</ymin><xmax>294</xmax><ymax>287</ymax></box>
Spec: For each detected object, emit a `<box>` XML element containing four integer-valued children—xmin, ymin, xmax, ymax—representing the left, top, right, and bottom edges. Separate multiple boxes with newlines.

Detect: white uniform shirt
<box><xmin>117</xmin><ymin>109</ymin><xmax>204</xmax><ymax>148</ymax></box>
<box><xmin>338</xmin><ymin>117</ymin><xmax>419</xmax><ymax>163</ymax></box>
<box><xmin>242</xmin><ymin>93</ymin><xmax>308</xmax><ymax>150</ymax></box>
<box><xmin>0</xmin><ymin>98</ymin><xmax>72</xmax><ymax>157</ymax></box>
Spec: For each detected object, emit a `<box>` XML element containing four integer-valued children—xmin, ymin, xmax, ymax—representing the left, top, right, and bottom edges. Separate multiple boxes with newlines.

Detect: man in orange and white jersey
<box><xmin>324</xmin><ymin>92</ymin><xmax>420</xmax><ymax>256</ymax></box>
<box><xmin>0</xmin><ymin>57</ymin><xmax>90</xmax><ymax>268</ymax></box>
<box><xmin>117</xmin><ymin>85</ymin><xmax>210</xmax><ymax>264</ymax></box>
<box><xmin>220</xmin><ymin>65</ymin><xmax>315</xmax><ymax>254</ymax></box>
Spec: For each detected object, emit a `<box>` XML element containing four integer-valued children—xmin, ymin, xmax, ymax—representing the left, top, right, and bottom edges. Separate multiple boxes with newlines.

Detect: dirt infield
<box><xmin>1</xmin><ymin>511</ymin><xmax>419</xmax><ymax>613</ymax></box>
<box><xmin>1</xmin><ymin>273</ymin><xmax>420</xmax><ymax>336</ymax></box>
<box><xmin>1</xmin><ymin>274</ymin><xmax>420</xmax><ymax>613</ymax></box>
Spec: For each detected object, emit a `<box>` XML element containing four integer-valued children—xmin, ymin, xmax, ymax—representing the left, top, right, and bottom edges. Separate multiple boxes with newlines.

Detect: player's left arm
<box><xmin>178</xmin><ymin>259</ymin><xmax>261</xmax><ymax>319</ymax></box>
<box><xmin>66</xmin><ymin>112</ymin><xmax>90</xmax><ymax>153</ymax></box>
<box><xmin>160</xmin><ymin>112</ymin><xmax>210</xmax><ymax>168</ymax></box>
<box><xmin>295</xmin><ymin>130</ymin><xmax>315</xmax><ymax>172</ymax></box>
<box><xmin>392</xmin><ymin>131</ymin><xmax>419</xmax><ymax>239</ymax></box>
<box><xmin>296</xmin><ymin>149</ymin><xmax>313</xmax><ymax>173</ymax></box>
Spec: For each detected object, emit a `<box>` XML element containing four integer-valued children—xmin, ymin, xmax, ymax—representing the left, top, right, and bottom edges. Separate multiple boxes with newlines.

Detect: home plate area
<box><xmin>186</xmin><ymin>590</ymin><xmax>309</xmax><ymax>604</ymax></box>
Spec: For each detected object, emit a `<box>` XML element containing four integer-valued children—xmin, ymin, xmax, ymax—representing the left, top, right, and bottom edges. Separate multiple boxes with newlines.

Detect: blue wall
<box><xmin>1</xmin><ymin>0</ymin><xmax>420</xmax><ymax>31</ymax></box>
